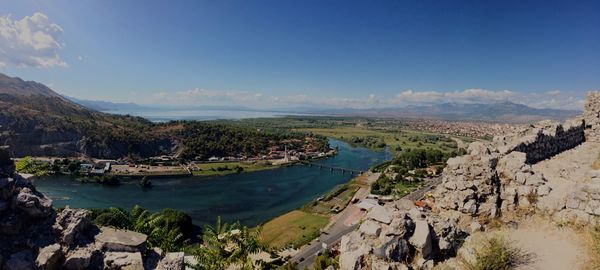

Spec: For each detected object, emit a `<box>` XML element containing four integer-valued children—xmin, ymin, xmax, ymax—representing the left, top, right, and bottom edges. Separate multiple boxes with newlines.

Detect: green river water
<box><xmin>33</xmin><ymin>139</ymin><xmax>390</xmax><ymax>226</ymax></box>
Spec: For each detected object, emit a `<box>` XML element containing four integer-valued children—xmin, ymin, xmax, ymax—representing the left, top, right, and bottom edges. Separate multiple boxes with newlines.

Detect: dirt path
<box><xmin>507</xmin><ymin>217</ymin><xmax>589</xmax><ymax>270</ymax></box>
<box><xmin>458</xmin><ymin>216</ymin><xmax>590</xmax><ymax>270</ymax></box>
<box><xmin>533</xmin><ymin>142</ymin><xmax>600</xmax><ymax>210</ymax></box>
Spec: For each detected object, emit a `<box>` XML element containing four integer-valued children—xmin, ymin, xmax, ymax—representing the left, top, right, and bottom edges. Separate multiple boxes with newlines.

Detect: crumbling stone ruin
<box><xmin>504</xmin><ymin>119</ymin><xmax>585</xmax><ymax>164</ymax></box>
<box><xmin>584</xmin><ymin>91</ymin><xmax>600</xmax><ymax>142</ymax></box>
<box><xmin>339</xmin><ymin>91</ymin><xmax>600</xmax><ymax>269</ymax></box>
<box><xmin>0</xmin><ymin>150</ymin><xmax>185</xmax><ymax>270</ymax></box>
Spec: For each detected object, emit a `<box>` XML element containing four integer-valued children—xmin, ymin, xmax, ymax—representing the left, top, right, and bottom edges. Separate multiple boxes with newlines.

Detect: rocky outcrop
<box><xmin>96</xmin><ymin>227</ymin><xmax>148</xmax><ymax>252</ymax></box>
<box><xmin>0</xmin><ymin>149</ymin><xmax>185</xmax><ymax>270</ymax></box>
<box><xmin>339</xmin><ymin>92</ymin><xmax>600</xmax><ymax>269</ymax></box>
<box><xmin>339</xmin><ymin>200</ymin><xmax>465</xmax><ymax>270</ymax></box>
<box><xmin>35</xmin><ymin>244</ymin><xmax>63</xmax><ymax>270</ymax></box>
<box><xmin>433</xmin><ymin>147</ymin><xmax>500</xmax><ymax>218</ymax></box>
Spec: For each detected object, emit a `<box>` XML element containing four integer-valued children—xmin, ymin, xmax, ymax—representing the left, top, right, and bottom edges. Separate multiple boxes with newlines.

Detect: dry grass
<box><xmin>460</xmin><ymin>235</ymin><xmax>533</xmax><ymax>270</ymax></box>
<box><xmin>593</xmin><ymin>153</ymin><xmax>600</xmax><ymax>170</ymax></box>
<box><xmin>258</xmin><ymin>210</ymin><xmax>329</xmax><ymax>249</ymax></box>
<box><xmin>584</xmin><ymin>224</ymin><xmax>600</xmax><ymax>270</ymax></box>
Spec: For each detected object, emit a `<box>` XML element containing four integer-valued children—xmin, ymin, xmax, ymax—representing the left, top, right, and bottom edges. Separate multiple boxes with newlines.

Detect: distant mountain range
<box><xmin>65</xmin><ymin>96</ymin><xmax>145</xmax><ymax>111</ymax></box>
<box><xmin>304</xmin><ymin>102</ymin><xmax>581</xmax><ymax>123</ymax></box>
<box><xmin>65</xmin><ymin>97</ymin><xmax>581</xmax><ymax>124</ymax></box>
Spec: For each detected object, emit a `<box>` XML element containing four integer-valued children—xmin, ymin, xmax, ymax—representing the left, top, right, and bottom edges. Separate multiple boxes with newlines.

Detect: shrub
<box><xmin>526</xmin><ymin>190</ymin><xmax>538</xmax><ymax>205</ymax></box>
<box><xmin>587</xmin><ymin>224</ymin><xmax>600</xmax><ymax>270</ymax></box>
<box><xmin>464</xmin><ymin>236</ymin><xmax>531</xmax><ymax>270</ymax></box>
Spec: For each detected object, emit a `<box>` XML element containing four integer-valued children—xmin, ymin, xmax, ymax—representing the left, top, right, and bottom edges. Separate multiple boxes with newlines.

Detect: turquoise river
<box><xmin>33</xmin><ymin>139</ymin><xmax>390</xmax><ymax>226</ymax></box>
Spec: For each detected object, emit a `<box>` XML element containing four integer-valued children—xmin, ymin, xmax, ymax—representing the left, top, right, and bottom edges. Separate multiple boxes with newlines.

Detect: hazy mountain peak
<box><xmin>0</xmin><ymin>73</ymin><xmax>63</xmax><ymax>98</ymax></box>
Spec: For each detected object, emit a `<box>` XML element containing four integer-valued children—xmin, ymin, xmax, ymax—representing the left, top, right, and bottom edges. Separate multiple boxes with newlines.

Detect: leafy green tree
<box><xmin>91</xmin><ymin>205</ymin><xmax>190</xmax><ymax>252</ymax></box>
<box><xmin>67</xmin><ymin>160</ymin><xmax>81</xmax><ymax>173</ymax></box>
<box><xmin>313</xmin><ymin>250</ymin><xmax>338</xmax><ymax>270</ymax></box>
<box><xmin>279</xmin><ymin>261</ymin><xmax>298</xmax><ymax>270</ymax></box>
<box><xmin>191</xmin><ymin>217</ymin><xmax>264</xmax><ymax>270</ymax></box>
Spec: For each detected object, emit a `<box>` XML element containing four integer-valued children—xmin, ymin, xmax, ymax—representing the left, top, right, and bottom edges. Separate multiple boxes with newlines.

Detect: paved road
<box><xmin>291</xmin><ymin>173</ymin><xmax>380</xmax><ymax>269</ymax></box>
<box><xmin>406</xmin><ymin>176</ymin><xmax>442</xmax><ymax>201</ymax></box>
<box><xmin>291</xmin><ymin>174</ymin><xmax>441</xmax><ymax>269</ymax></box>
<box><xmin>295</xmin><ymin>223</ymin><xmax>358</xmax><ymax>269</ymax></box>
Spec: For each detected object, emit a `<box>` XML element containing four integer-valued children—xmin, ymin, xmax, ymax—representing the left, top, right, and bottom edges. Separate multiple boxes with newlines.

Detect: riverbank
<box><xmin>33</xmin><ymin>139</ymin><xmax>390</xmax><ymax>227</ymax></box>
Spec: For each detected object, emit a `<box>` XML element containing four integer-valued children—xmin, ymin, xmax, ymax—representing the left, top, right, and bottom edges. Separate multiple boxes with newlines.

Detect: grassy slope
<box><xmin>258</xmin><ymin>210</ymin><xmax>329</xmax><ymax>249</ymax></box>
<box><xmin>259</xmin><ymin>175</ymin><xmax>369</xmax><ymax>249</ymax></box>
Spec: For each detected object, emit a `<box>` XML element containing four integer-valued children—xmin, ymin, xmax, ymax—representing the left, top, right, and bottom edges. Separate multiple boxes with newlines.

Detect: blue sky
<box><xmin>0</xmin><ymin>0</ymin><xmax>598</xmax><ymax>109</ymax></box>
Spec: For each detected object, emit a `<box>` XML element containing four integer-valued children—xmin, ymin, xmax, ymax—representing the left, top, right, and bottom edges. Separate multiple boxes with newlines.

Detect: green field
<box><xmin>258</xmin><ymin>210</ymin><xmax>330</xmax><ymax>249</ymax></box>
<box><xmin>394</xmin><ymin>181</ymin><xmax>424</xmax><ymax>197</ymax></box>
<box><xmin>299</xmin><ymin>127</ymin><xmax>462</xmax><ymax>153</ymax></box>
<box><xmin>302</xmin><ymin>182</ymin><xmax>360</xmax><ymax>215</ymax></box>
<box><xmin>191</xmin><ymin>161</ymin><xmax>278</xmax><ymax>176</ymax></box>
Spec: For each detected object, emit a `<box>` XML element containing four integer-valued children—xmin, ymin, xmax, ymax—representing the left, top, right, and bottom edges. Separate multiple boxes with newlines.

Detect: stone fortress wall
<box><xmin>508</xmin><ymin>119</ymin><xmax>585</xmax><ymax>164</ymax></box>
<box><xmin>584</xmin><ymin>91</ymin><xmax>600</xmax><ymax>142</ymax></box>
<box><xmin>433</xmin><ymin>91</ymin><xmax>600</xmax><ymax>221</ymax></box>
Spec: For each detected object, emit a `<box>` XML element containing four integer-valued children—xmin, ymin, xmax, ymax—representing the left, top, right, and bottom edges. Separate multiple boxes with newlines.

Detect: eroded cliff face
<box><xmin>338</xmin><ymin>91</ymin><xmax>600</xmax><ymax>270</ymax></box>
<box><xmin>0</xmin><ymin>151</ymin><xmax>184</xmax><ymax>270</ymax></box>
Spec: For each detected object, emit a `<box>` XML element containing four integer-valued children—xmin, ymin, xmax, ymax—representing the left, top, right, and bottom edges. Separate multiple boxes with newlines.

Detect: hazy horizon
<box><xmin>1</xmin><ymin>0</ymin><xmax>599</xmax><ymax>110</ymax></box>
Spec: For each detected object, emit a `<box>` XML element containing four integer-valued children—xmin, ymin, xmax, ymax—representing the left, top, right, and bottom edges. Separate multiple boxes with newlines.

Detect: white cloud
<box><xmin>0</xmin><ymin>12</ymin><xmax>67</xmax><ymax>68</ymax></box>
<box><xmin>396</xmin><ymin>89</ymin><xmax>443</xmax><ymax>103</ymax></box>
<box><xmin>77</xmin><ymin>55</ymin><xmax>83</xmax><ymax>61</ymax></box>
<box><xmin>444</xmin><ymin>89</ymin><xmax>514</xmax><ymax>103</ymax></box>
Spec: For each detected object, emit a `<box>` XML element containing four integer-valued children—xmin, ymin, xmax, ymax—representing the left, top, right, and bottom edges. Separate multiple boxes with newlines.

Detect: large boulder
<box><xmin>53</xmin><ymin>207</ymin><xmax>92</xmax><ymax>246</ymax></box>
<box><xmin>408</xmin><ymin>219</ymin><xmax>434</xmax><ymax>260</ymax></box>
<box><xmin>36</xmin><ymin>244</ymin><xmax>64</xmax><ymax>270</ymax></box>
<box><xmin>368</xmin><ymin>205</ymin><xmax>392</xmax><ymax>224</ymax></box>
<box><xmin>339</xmin><ymin>232</ymin><xmax>369</xmax><ymax>270</ymax></box>
<box><xmin>95</xmin><ymin>227</ymin><xmax>147</xmax><ymax>252</ymax></box>
<box><xmin>359</xmin><ymin>220</ymin><xmax>382</xmax><ymax>237</ymax></box>
<box><xmin>103</xmin><ymin>252</ymin><xmax>144</xmax><ymax>270</ymax></box>
<box><xmin>156</xmin><ymin>252</ymin><xmax>185</xmax><ymax>270</ymax></box>
<box><xmin>15</xmin><ymin>187</ymin><xmax>53</xmax><ymax>217</ymax></box>
<box><xmin>64</xmin><ymin>248</ymin><xmax>96</xmax><ymax>270</ymax></box>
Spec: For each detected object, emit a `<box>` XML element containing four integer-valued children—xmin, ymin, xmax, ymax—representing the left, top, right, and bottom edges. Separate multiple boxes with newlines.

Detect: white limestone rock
<box><xmin>36</xmin><ymin>244</ymin><xmax>63</xmax><ymax>270</ymax></box>
<box><xmin>408</xmin><ymin>220</ymin><xmax>434</xmax><ymax>259</ymax></box>
<box><xmin>103</xmin><ymin>252</ymin><xmax>144</xmax><ymax>270</ymax></box>
<box><xmin>359</xmin><ymin>220</ymin><xmax>382</xmax><ymax>237</ymax></box>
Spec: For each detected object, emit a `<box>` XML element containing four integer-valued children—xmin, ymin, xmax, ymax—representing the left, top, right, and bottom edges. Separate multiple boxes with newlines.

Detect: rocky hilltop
<box><xmin>0</xmin><ymin>149</ymin><xmax>186</xmax><ymax>270</ymax></box>
<box><xmin>339</xmin><ymin>91</ymin><xmax>600</xmax><ymax>269</ymax></box>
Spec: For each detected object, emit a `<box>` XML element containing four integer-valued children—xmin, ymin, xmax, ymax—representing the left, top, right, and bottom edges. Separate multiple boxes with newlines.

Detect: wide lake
<box><xmin>103</xmin><ymin>108</ymin><xmax>307</xmax><ymax>122</ymax></box>
<box><xmin>33</xmin><ymin>139</ymin><xmax>390</xmax><ymax>226</ymax></box>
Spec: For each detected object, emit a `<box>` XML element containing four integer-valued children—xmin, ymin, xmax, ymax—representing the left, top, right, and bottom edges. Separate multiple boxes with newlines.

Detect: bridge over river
<box><xmin>300</xmin><ymin>161</ymin><xmax>365</xmax><ymax>175</ymax></box>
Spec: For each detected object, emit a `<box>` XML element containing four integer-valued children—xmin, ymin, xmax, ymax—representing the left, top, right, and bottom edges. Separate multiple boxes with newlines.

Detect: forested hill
<box><xmin>0</xmin><ymin>73</ymin><xmax>322</xmax><ymax>159</ymax></box>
